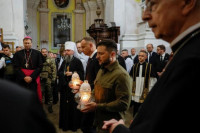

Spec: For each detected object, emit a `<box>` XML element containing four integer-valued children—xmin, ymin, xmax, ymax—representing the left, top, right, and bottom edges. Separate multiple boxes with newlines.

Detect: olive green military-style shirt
<box><xmin>93</xmin><ymin>61</ymin><xmax>132</xmax><ymax>131</ymax></box>
<box><xmin>40</xmin><ymin>56</ymin><xmax>56</xmax><ymax>83</ymax></box>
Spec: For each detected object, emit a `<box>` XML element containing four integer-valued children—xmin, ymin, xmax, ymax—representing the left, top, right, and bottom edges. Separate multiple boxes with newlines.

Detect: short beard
<box><xmin>64</xmin><ymin>55</ymin><xmax>73</xmax><ymax>63</ymax></box>
<box><xmin>101</xmin><ymin>57</ymin><xmax>111</xmax><ymax>68</ymax></box>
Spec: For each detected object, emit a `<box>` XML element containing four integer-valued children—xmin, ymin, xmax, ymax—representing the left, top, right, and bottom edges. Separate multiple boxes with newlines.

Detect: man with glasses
<box><xmin>103</xmin><ymin>0</ymin><xmax>200</xmax><ymax>132</ymax></box>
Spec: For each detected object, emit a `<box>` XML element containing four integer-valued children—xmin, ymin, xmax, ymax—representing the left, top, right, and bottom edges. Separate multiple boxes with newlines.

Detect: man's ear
<box><xmin>182</xmin><ymin>0</ymin><xmax>196</xmax><ymax>15</ymax></box>
<box><xmin>111</xmin><ymin>51</ymin><xmax>116</xmax><ymax>58</ymax></box>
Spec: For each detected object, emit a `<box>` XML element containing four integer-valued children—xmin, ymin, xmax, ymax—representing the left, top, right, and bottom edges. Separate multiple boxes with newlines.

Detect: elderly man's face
<box><xmin>142</xmin><ymin>0</ymin><xmax>183</xmax><ymax>43</ymax></box>
<box><xmin>146</xmin><ymin>44</ymin><xmax>153</xmax><ymax>52</ymax></box>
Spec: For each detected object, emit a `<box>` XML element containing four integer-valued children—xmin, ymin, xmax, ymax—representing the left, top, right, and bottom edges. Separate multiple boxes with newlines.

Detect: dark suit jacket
<box><xmin>117</xmin><ymin>54</ymin><xmax>126</xmax><ymax>70</ymax></box>
<box><xmin>133</xmin><ymin>55</ymin><xmax>139</xmax><ymax>64</ymax></box>
<box><xmin>0</xmin><ymin>79</ymin><xmax>56</xmax><ymax>133</ymax></box>
<box><xmin>155</xmin><ymin>53</ymin><xmax>170</xmax><ymax>72</ymax></box>
<box><xmin>85</xmin><ymin>52</ymin><xmax>101</xmax><ymax>90</ymax></box>
<box><xmin>146</xmin><ymin>51</ymin><xmax>157</xmax><ymax>65</ymax></box>
<box><xmin>113</xmin><ymin>27</ymin><xmax>200</xmax><ymax>133</ymax></box>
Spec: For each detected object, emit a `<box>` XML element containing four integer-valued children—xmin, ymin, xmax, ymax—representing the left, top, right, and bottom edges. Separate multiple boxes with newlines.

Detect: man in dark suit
<box><xmin>146</xmin><ymin>43</ymin><xmax>157</xmax><ymax>65</ymax></box>
<box><xmin>156</xmin><ymin>44</ymin><xmax>170</xmax><ymax>77</ymax></box>
<box><xmin>0</xmin><ymin>79</ymin><xmax>56</xmax><ymax>133</ymax></box>
<box><xmin>102</xmin><ymin>0</ymin><xmax>200</xmax><ymax>133</ymax></box>
<box><xmin>117</xmin><ymin>54</ymin><xmax>126</xmax><ymax>70</ymax></box>
<box><xmin>80</xmin><ymin>36</ymin><xmax>101</xmax><ymax>133</ymax></box>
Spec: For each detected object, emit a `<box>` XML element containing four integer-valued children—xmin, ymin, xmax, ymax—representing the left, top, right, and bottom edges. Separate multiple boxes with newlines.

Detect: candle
<box><xmin>81</xmin><ymin>93</ymin><xmax>91</xmax><ymax>103</ymax></box>
<box><xmin>79</xmin><ymin>80</ymin><xmax>91</xmax><ymax>109</ymax></box>
<box><xmin>71</xmin><ymin>71</ymin><xmax>80</xmax><ymax>90</ymax></box>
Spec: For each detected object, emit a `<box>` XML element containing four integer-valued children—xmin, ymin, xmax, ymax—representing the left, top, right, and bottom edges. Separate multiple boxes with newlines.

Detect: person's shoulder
<box><xmin>152</xmin><ymin>52</ymin><xmax>157</xmax><ymax>56</ymax></box>
<box><xmin>115</xmin><ymin>63</ymin><xmax>129</xmax><ymax>75</ymax></box>
<box><xmin>165</xmin><ymin>53</ymin><xmax>170</xmax><ymax>57</ymax></box>
<box><xmin>73</xmin><ymin>56</ymin><xmax>82</xmax><ymax>62</ymax></box>
<box><xmin>117</xmin><ymin>54</ymin><xmax>124</xmax><ymax>60</ymax></box>
<box><xmin>13</xmin><ymin>50</ymin><xmax>23</xmax><ymax>57</ymax></box>
<box><xmin>32</xmin><ymin>49</ymin><xmax>41</xmax><ymax>53</ymax></box>
<box><xmin>0</xmin><ymin>80</ymin><xmax>33</xmax><ymax>103</ymax></box>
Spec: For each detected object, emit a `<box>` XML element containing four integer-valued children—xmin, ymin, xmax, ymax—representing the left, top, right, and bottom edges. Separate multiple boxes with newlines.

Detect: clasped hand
<box><xmin>24</xmin><ymin>76</ymin><xmax>32</xmax><ymax>83</ymax></box>
<box><xmin>102</xmin><ymin>119</ymin><xmax>125</xmax><ymax>133</ymax></box>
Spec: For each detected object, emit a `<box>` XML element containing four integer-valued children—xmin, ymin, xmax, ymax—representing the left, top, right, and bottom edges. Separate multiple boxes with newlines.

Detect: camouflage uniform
<box><xmin>40</xmin><ymin>56</ymin><xmax>56</xmax><ymax>112</ymax></box>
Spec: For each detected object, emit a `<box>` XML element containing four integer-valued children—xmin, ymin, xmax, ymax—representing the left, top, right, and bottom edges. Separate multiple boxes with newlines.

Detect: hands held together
<box><xmin>102</xmin><ymin>119</ymin><xmax>125</xmax><ymax>133</ymax></box>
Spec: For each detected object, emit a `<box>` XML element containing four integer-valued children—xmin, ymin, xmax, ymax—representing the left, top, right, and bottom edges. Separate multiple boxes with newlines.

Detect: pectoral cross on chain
<box><xmin>25</xmin><ymin>63</ymin><xmax>29</xmax><ymax>68</ymax></box>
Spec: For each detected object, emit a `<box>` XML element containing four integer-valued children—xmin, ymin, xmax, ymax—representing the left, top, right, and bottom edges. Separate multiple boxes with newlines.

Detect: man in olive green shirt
<box><xmin>81</xmin><ymin>39</ymin><xmax>132</xmax><ymax>133</ymax></box>
<box><xmin>40</xmin><ymin>48</ymin><xmax>57</xmax><ymax>113</ymax></box>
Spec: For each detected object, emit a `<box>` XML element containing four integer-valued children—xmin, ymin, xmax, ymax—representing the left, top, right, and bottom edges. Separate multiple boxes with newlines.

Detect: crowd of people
<box><xmin>0</xmin><ymin>0</ymin><xmax>200</xmax><ymax>133</ymax></box>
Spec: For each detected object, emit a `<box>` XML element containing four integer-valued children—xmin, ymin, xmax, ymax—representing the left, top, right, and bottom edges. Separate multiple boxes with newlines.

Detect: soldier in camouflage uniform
<box><xmin>40</xmin><ymin>48</ymin><xmax>56</xmax><ymax>113</ymax></box>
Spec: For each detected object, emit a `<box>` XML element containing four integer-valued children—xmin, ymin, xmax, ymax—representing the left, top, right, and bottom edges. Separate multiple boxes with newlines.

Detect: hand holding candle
<box><xmin>79</xmin><ymin>80</ymin><xmax>91</xmax><ymax>109</ymax></box>
<box><xmin>71</xmin><ymin>71</ymin><xmax>81</xmax><ymax>92</ymax></box>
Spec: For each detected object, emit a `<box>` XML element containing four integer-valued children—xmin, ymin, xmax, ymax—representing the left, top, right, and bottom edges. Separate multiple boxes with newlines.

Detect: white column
<box><xmin>0</xmin><ymin>0</ymin><xmax>26</xmax><ymax>46</ymax></box>
<box><xmin>38</xmin><ymin>0</ymin><xmax>49</xmax><ymax>50</ymax></box>
<box><xmin>27</xmin><ymin>0</ymin><xmax>40</xmax><ymax>49</ymax></box>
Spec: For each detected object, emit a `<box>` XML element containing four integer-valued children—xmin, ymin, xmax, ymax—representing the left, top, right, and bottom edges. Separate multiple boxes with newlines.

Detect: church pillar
<box><xmin>0</xmin><ymin>0</ymin><xmax>26</xmax><ymax>46</ymax></box>
<box><xmin>27</xmin><ymin>0</ymin><xmax>40</xmax><ymax>49</ymax></box>
<box><xmin>38</xmin><ymin>0</ymin><xmax>49</xmax><ymax>50</ymax></box>
<box><xmin>83</xmin><ymin>0</ymin><xmax>104</xmax><ymax>37</ymax></box>
<box><xmin>73</xmin><ymin>0</ymin><xmax>85</xmax><ymax>41</ymax></box>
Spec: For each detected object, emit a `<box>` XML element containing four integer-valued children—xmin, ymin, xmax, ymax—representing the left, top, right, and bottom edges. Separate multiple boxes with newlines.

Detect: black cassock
<box><xmin>112</xmin><ymin>27</ymin><xmax>200</xmax><ymax>133</ymax></box>
<box><xmin>13</xmin><ymin>49</ymin><xmax>43</xmax><ymax>93</ymax></box>
<box><xmin>59</xmin><ymin>56</ymin><xmax>84</xmax><ymax>131</ymax></box>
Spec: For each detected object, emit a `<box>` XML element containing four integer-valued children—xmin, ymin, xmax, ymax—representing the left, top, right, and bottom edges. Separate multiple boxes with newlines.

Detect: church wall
<box><xmin>35</xmin><ymin>0</ymin><xmax>77</xmax><ymax>53</ymax></box>
<box><xmin>48</xmin><ymin>0</ymin><xmax>75</xmax><ymax>53</ymax></box>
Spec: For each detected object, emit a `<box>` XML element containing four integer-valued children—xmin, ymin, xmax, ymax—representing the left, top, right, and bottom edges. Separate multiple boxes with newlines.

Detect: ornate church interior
<box><xmin>0</xmin><ymin>0</ymin><xmax>172</xmax><ymax>133</ymax></box>
<box><xmin>0</xmin><ymin>0</ymin><xmax>171</xmax><ymax>54</ymax></box>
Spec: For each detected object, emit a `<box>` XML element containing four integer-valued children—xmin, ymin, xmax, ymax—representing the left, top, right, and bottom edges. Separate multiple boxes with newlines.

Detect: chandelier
<box><xmin>57</xmin><ymin>13</ymin><xmax>70</xmax><ymax>31</ymax></box>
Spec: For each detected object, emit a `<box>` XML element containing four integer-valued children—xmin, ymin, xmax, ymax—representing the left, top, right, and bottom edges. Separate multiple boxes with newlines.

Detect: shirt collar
<box><xmin>171</xmin><ymin>22</ymin><xmax>200</xmax><ymax>48</ymax></box>
<box><xmin>25</xmin><ymin>49</ymin><xmax>32</xmax><ymax>52</ymax></box>
<box><xmin>10</xmin><ymin>53</ymin><xmax>13</xmax><ymax>58</ymax></box>
<box><xmin>139</xmin><ymin>61</ymin><xmax>146</xmax><ymax>65</ymax></box>
<box><xmin>90</xmin><ymin>49</ymin><xmax>97</xmax><ymax>58</ymax></box>
<box><xmin>103</xmin><ymin>61</ymin><xmax>118</xmax><ymax>72</ymax></box>
<box><xmin>161</xmin><ymin>52</ymin><xmax>166</xmax><ymax>57</ymax></box>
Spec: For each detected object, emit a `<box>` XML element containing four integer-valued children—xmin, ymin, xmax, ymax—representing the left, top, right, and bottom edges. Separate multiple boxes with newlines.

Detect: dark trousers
<box><xmin>81</xmin><ymin>112</ymin><xmax>96</xmax><ymax>133</ymax></box>
<box><xmin>52</xmin><ymin>81</ymin><xmax>58</xmax><ymax>104</ymax></box>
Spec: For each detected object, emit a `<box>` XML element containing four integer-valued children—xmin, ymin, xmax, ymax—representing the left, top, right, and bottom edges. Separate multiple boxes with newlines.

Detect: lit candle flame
<box><xmin>81</xmin><ymin>94</ymin><xmax>90</xmax><ymax>103</ymax></box>
<box><xmin>73</xmin><ymin>81</ymin><xmax>79</xmax><ymax>86</ymax></box>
